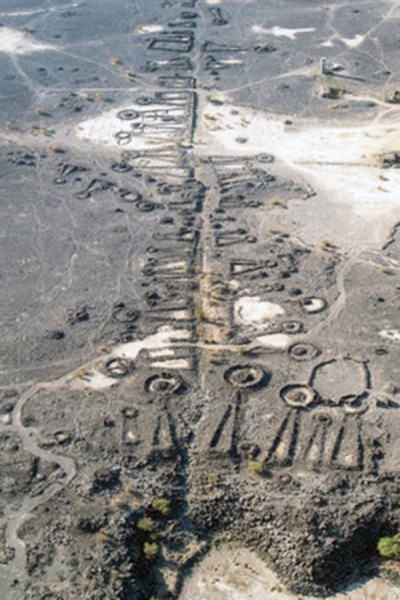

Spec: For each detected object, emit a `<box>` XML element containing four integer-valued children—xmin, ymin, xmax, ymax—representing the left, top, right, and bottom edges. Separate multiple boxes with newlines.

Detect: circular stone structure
<box><xmin>105</xmin><ymin>358</ymin><xmax>134</xmax><ymax>378</ymax></box>
<box><xmin>224</xmin><ymin>364</ymin><xmax>268</xmax><ymax>388</ymax></box>
<box><xmin>145</xmin><ymin>372</ymin><xmax>184</xmax><ymax>395</ymax></box>
<box><xmin>280</xmin><ymin>384</ymin><xmax>315</xmax><ymax>408</ymax></box>
<box><xmin>289</xmin><ymin>342</ymin><xmax>320</xmax><ymax>361</ymax></box>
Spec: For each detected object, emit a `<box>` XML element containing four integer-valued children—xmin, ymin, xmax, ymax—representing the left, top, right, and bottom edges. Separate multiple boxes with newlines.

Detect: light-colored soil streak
<box><xmin>0</xmin><ymin>383</ymin><xmax>76</xmax><ymax>590</ymax></box>
<box><xmin>180</xmin><ymin>547</ymin><xmax>400</xmax><ymax>600</ymax></box>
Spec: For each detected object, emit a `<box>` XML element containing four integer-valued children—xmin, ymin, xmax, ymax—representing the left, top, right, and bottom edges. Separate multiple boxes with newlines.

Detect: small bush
<box><xmin>378</xmin><ymin>535</ymin><xmax>400</xmax><ymax>560</ymax></box>
<box><xmin>206</xmin><ymin>472</ymin><xmax>218</xmax><ymax>487</ymax></box>
<box><xmin>143</xmin><ymin>542</ymin><xmax>159</xmax><ymax>560</ymax></box>
<box><xmin>151</xmin><ymin>498</ymin><xmax>171</xmax><ymax>517</ymax></box>
<box><xmin>194</xmin><ymin>308</ymin><xmax>206</xmax><ymax>322</ymax></box>
<box><xmin>248</xmin><ymin>460</ymin><xmax>264</xmax><ymax>475</ymax></box>
<box><xmin>137</xmin><ymin>517</ymin><xmax>156</xmax><ymax>533</ymax></box>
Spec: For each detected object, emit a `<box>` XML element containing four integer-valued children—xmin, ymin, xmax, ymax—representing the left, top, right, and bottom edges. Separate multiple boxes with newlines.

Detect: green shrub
<box><xmin>151</xmin><ymin>498</ymin><xmax>171</xmax><ymax>517</ymax></box>
<box><xmin>248</xmin><ymin>460</ymin><xmax>264</xmax><ymax>475</ymax></box>
<box><xmin>143</xmin><ymin>542</ymin><xmax>159</xmax><ymax>560</ymax></box>
<box><xmin>137</xmin><ymin>517</ymin><xmax>156</xmax><ymax>533</ymax></box>
<box><xmin>378</xmin><ymin>535</ymin><xmax>400</xmax><ymax>560</ymax></box>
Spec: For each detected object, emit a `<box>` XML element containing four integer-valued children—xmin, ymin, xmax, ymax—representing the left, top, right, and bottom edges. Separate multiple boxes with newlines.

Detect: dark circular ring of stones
<box><xmin>158</xmin><ymin>184</ymin><xmax>173</xmax><ymax>195</ymax></box>
<box><xmin>289</xmin><ymin>342</ymin><xmax>320</xmax><ymax>361</ymax></box>
<box><xmin>375</xmin><ymin>347</ymin><xmax>388</xmax><ymax>356</ymax></box>
<box><xmin>111</xmin><ymin>162</ymin><xmax>132</xmax><ymax>173</ymax></box>
<box><xmin>136</xmin><ymin>200</ymin><xmax>156</xmax><ymax>212</ymax></box>
<box><xmin>312</xmin><ymin>412</ymin><xmax>332</xmax><ymax>426</ymax></box>
<box><xmin>117</xmin><ymin>109</ymin><xmax>139</xmax><ymax>121</ymax></box>
<box><xmin>120</xmin><ymin>191</ymin><xmax>142</xmax><ymax>203</ymax></box>
<box><xmin>136</xmin><ymin>96</ymin><xmax>154</xmax><ymax>105</ymax></box>
<box><xmin>264</xmin><ymin>259</ymin><xmax>278</xmax><ymax>268</ymax></box>
<box><xmin>262</xmin><ymin>283</ymin><xmax>284</xmax><ymax>293</ymax></box>
<box><xmin>301</xmin><ymin>296</ymin><xmax>327</xmax><ymax>313</ymax></box>
<box><xmin>113</xmin><ymin>305</ymin><xmax>140</xmax><ymax>324</ymax></box>
<box><xmin>105</xmin><ymin>358</ymin><xmax>134</xmax><ymax>378</ymax></box>
<box><xmin>122</xmin><ymin>150</ymin><xmax>140</xmax><ymax>160</ymax></box>
<box><xmin>118</xmin><ymin>331</ymin><xmax>135</xmax><ymax>343</ymax></box>
<box><xmin>278</xmin><ymin>473</ymin><xmax>293</xmax><ymax>486</ymax></box>
<box><xmin>281</xmin><ymin>320</ymin><xmax>303</xmax><ymax>334</ymax></box>
<box><xmin>257</xmin><ymin>153</ymin><xmax>275</xmax><ymax>163</ymax></box>
<box><xmin>116</xmin><ymin>131</ymin><xmax>131</xmax><ymax>141</ymax></box>
<box><xmin>254</xmin><ymin>43</ymin><xmax>276</xmax><ymax>54</ymax></box>
<box><xmin>145</xmin><ymin>372</ymin><xmax>183</xmax><ymax>395</ymax></box>
<box><xmin>280</xmin><ymin>384</ymin><xmax>315</xmax><ymax>408</ymax></box>
<box><xmin>342</xmin><ymin>394</ymin><xmax>369</xmax><ymax>414</ymax></box>
<box><xmin>224</xmin><ymin>365</ymin><xmax>267</xmax><ymax>389</ymax></box>
<box><xmin>121</xmin><ymin>406</ymin><xmax>138</xmax><ymax>419</ymax></box>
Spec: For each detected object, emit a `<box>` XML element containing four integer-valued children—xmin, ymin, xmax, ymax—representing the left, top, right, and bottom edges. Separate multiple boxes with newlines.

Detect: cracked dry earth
<box><xmin>0</xmin><ymin>0</ymin><xmax>400</xmax><ymax>599</ymax></box>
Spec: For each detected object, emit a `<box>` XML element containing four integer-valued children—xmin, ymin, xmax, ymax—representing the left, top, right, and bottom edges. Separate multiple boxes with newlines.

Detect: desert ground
<box><xmin>0</xmin><ymin>0</ymin><xmax>400</xmax><ymax>598</ymax></box>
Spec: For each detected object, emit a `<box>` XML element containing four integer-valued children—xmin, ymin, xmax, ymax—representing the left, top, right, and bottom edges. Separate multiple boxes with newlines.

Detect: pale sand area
<box><xmin>0</xmin><ymin>27</ymin><xmax>55</xmax><ymax>55</ymax></box>
<box><xmin>252</xmin><ymin>25</ymin><xmax>315</xmax><ymax>40</ymax></box>
<box><xmin>198</xmin><ymin>102</ymin><xmax>400</xmax><ymax>217</ymax></box>
<box><xmin>198</xmin><ymin>101</ymin><xmax>400</xmax><ymax>250</ymax></box>
<box><xmin>73</xmin><ymin>93</ymin><xmax>400</xmax><ymax>250</ymax></box>
<box><xmin>180</xmin><ymin>547</ymin><xmax>400</xmax><ymax>600</ymax></box>
<box><xmin>74</xmin><ymin>103</ymin><xmax>189</xmax><ymax>150</ymax></box>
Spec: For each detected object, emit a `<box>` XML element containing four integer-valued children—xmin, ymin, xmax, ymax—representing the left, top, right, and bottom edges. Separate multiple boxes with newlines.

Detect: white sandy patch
<box><xmin>218</xmin><ymin>59</ymin><xmax>243</xmax><ymax>65</ymax></box>
<box><xmin>302</xmin><ymin>297</ymin><xmax>326</xmax><ymax>313</ymax></box>
<box><xmin>198</xmin><ymin>103</ymin><xmax>400</xmax><ymax>223</ymax></box>
<box><xmin>75</xmin><ymin>104</ymin><xmax>186</xmax><ymax>149</ymax></box>
<box><xmin>180</xmin><ymin>546</ymin><xmax>400</xmax><ymax>600</ymax></box>
<box><xmin>206</xmin><ymin>0</ymin><xmax>221</xmax><ymax>4</ymax></box>
<box><xmin>115</xmin><ymin>326</ymin><xmax>191</xmax><ymax>360</ymax></box>
<box><xmin>0</xmin><ymin>3</ymin><xmax>79</xmax><ymax>17</ymax></box>
<box><xmin>151</xmin><ymin>359</ymin><xmax>190</xmax><ymax>369</ymax></box>
<box><xmin>235</xmin><ymin>297</ymin><xmax>284</xmax><ymax>326</ymax></box>
<box><xmin>1</xmin><ymin>413</ymin><xmax>11</xmax><ymax>425</ymax></box>
<box><xmin>170</xmin><ymin>310</ymin><xmax>191</xmax><ymax>320</ymax></box>
<box><xmin>135</xmin><ymin>24</ymin><xmax>165</xmax><ymax>34</ymax></box>
<box><xmin>256</xmin><ymin>333</ymin><xmax>291</xmax><ymax>349</ymax></box>
<box><xmin>380</xmin><ymin>329</ymin><xmax>400</xmax><ymax>342</ymax></box>
<box><xmin>149</xmin><ymin>349</ymin><xmax>175</xmax><ymax>358</ymax></box>
<box><xmin>73</xmin><ymin>371</ymin><xmax>117</xmax><ymax>391</ymax></box>
<box><xmin>0</xmin><ymin>2</ymin><xmax>79</xmax><ymax>17</ymax></box>
<box><xmin>65</xmin><ymin>327</ymin><xmax>191</xmax><ymax>390</ymax></box>
<box><xmin>157</xmin><ymin>261</ymin><xmax>188</xmax><ymax>272</ymax></box>
<box><xmin>342</xmin><ymin>34</ymin><xmax>365</xmax><ymax>48</ymax></box>
<box><xmin>253</xmin><ymin>25</ymin><xmax>315</xmax><ymax>40</ymax></box>
<box><xmin>0</xmin><ymin>10</ymin><xmax>44</xmax><ymax>16</ymax></box>
<box><xmin>321</xmin><ymin>34</ymin><xmax>363</xmax><ymax>49</ymax></box>
<box><xmin>148</xmin><ymin>309</ymin><xmax>190</xmax><ymax>320</ymax></box>
<box><xmin>125</xmin><ymin>430</ymin><xmax>139</xmax><ymax>444</ymax></box>
<box><xmin>0</xmin><ymin>27</ymin><xmax>55</xmax><ymax>55</ymax></box>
